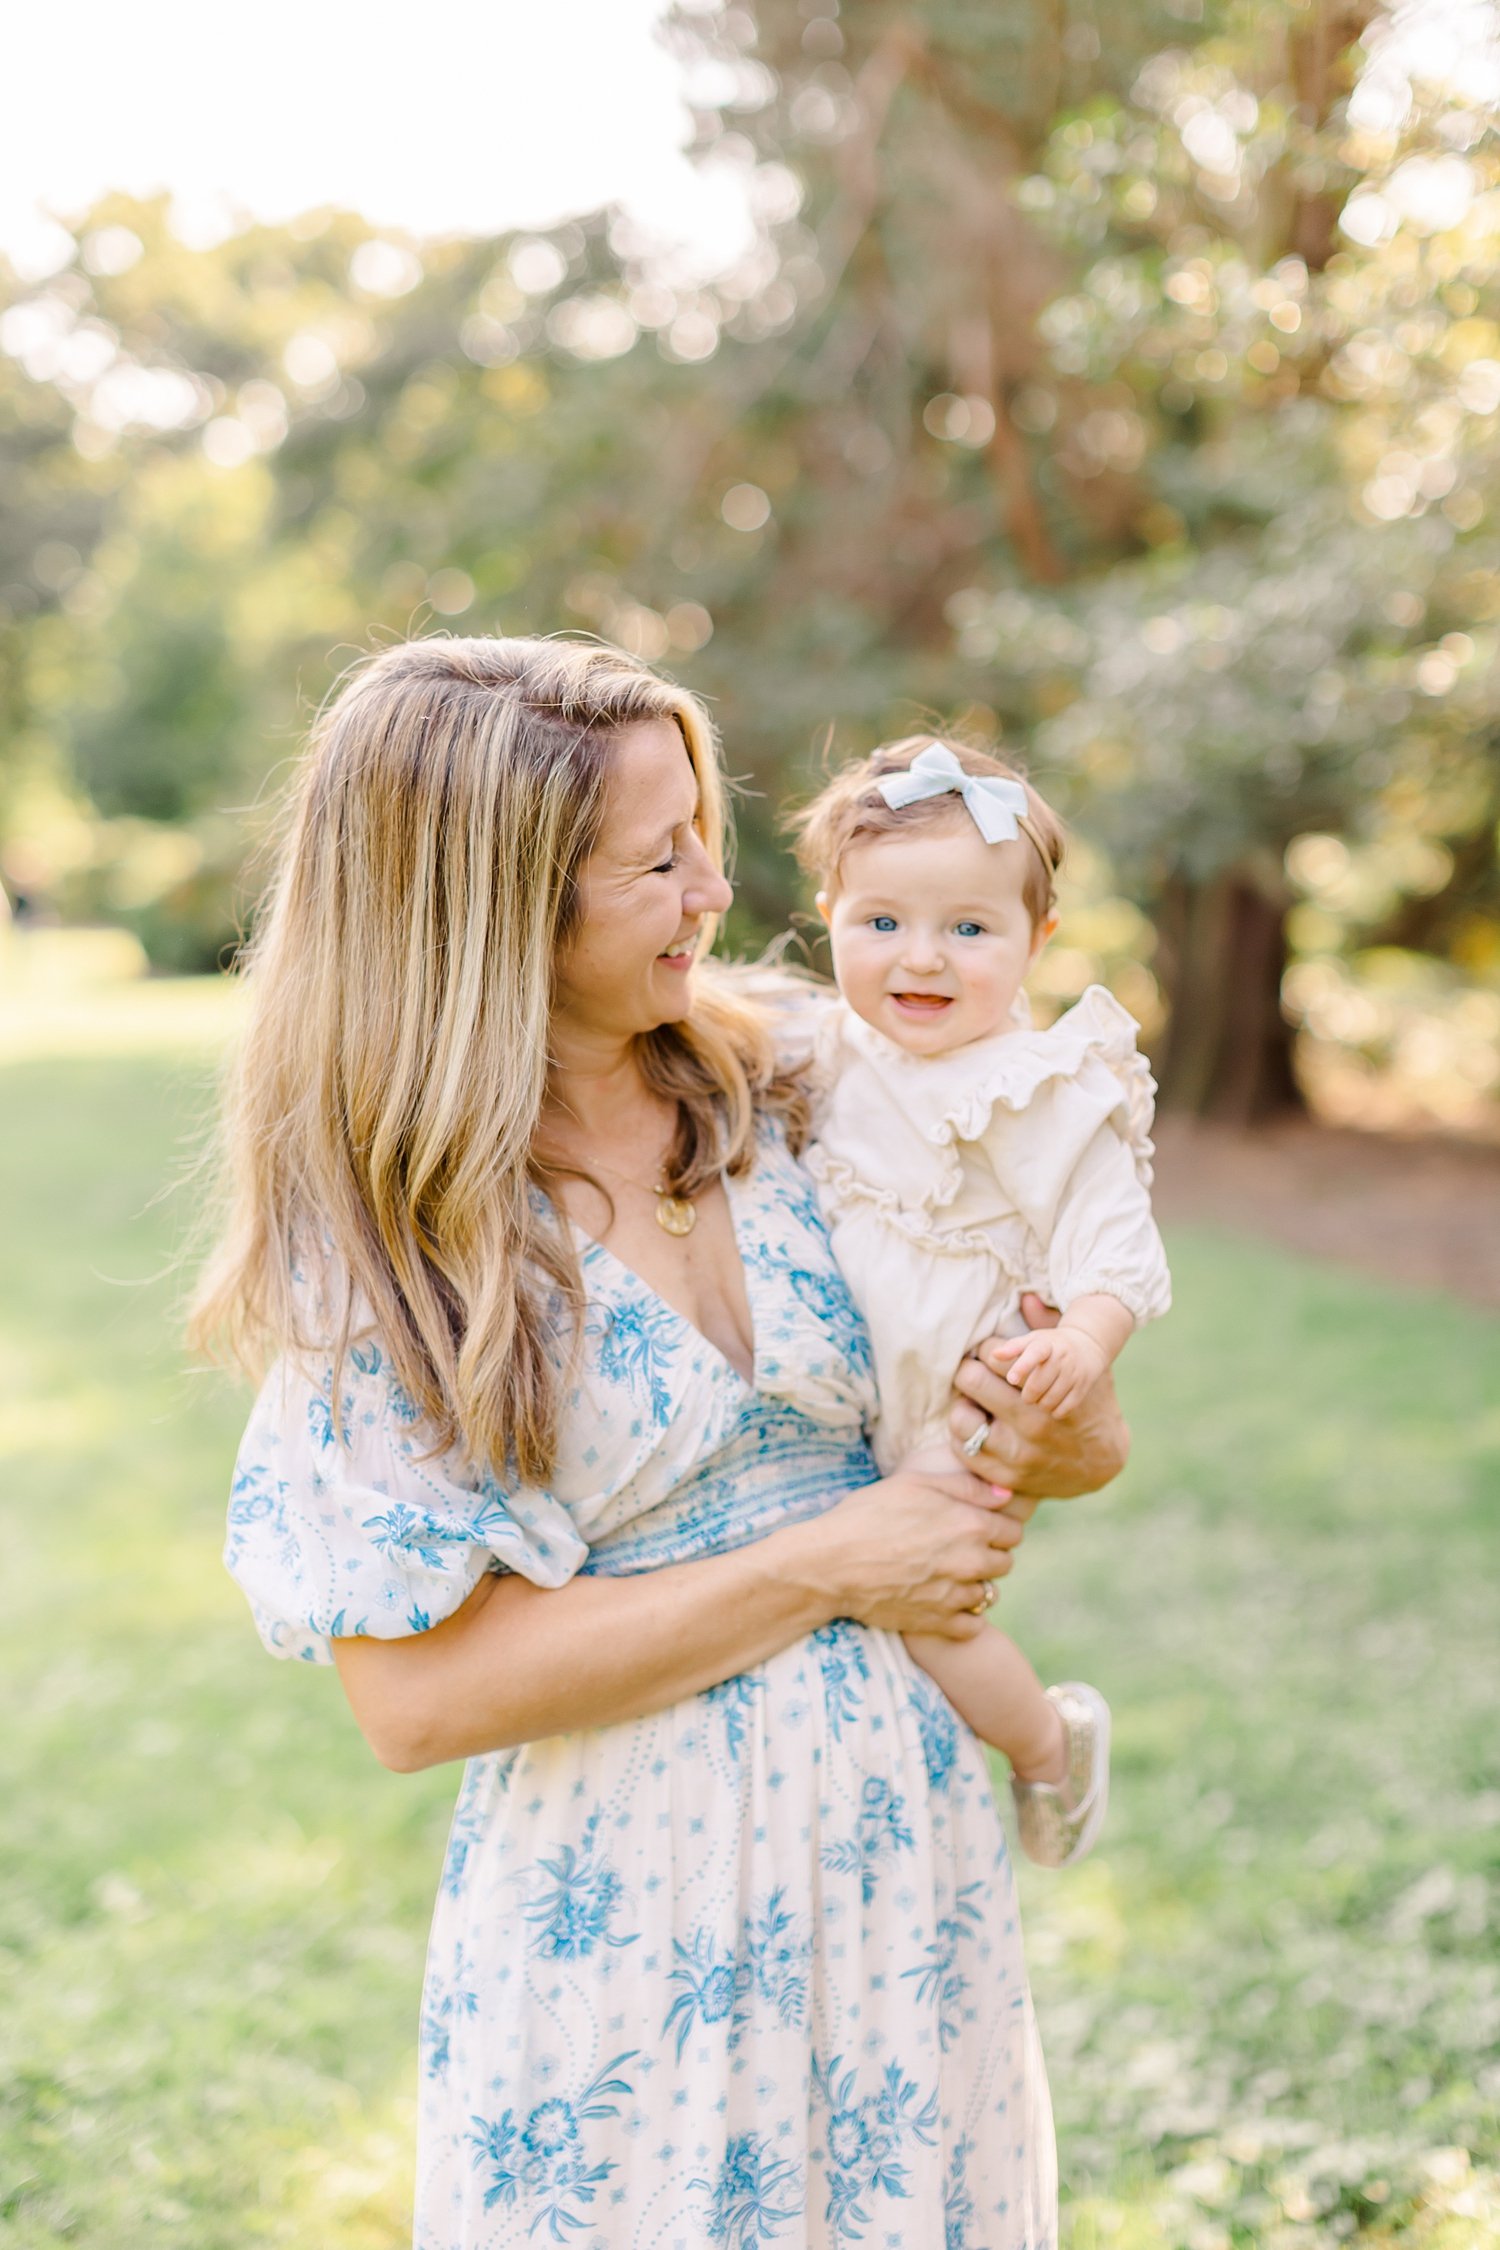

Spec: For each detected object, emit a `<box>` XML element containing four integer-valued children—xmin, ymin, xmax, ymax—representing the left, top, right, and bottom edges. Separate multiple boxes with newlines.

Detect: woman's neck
<box><xmin>541</xmin><ymin>1026</ymin><xmax>666</xmax><ymax>1151</ymax></box>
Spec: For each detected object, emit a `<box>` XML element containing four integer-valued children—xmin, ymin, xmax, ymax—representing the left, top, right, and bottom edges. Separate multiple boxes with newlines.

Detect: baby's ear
<box><xmin>1029</xmin><ymin>911</ymin><xmax>1058</xmax><ymax>963</ymax></box>
<box><xmin>814</xmin><ymin>890</ymin><xmax>832</xmax><ymax>925</ymax></box>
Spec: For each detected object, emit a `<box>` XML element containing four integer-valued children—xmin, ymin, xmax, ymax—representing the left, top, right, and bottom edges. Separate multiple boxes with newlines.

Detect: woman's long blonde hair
<box><xmin>189</xmin><ymin>634</ymin><xmax>798</xmax><ymax>1483</ymax></box>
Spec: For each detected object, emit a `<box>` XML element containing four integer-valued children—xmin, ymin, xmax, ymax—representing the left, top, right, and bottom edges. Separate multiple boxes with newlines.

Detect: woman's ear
<box><xmin>1028</xmin><ymin>911</ymin><xmax>1058</xmax><ymax>965</ymax></box>
<box><xmin>815</xmin><ymin>890</ymin><xmax>832</xmax><ymax>925</ymax></box>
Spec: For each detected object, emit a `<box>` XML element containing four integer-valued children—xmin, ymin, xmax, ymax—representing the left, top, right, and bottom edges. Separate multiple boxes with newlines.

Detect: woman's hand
<box><xmin>774</xmin><ymin>1464</ymin><xmax>1025</xmax><ymax>1642</ymax></box>
<box><xmin>334</xmin><ymin>1460</ymin><xmax>1022</xmax><ymax>1768</ymax></box>
<box><xmin>948</xmin><ymin>1293</ymin><xmax>1131</xmax><ymax>1499</ymax></box>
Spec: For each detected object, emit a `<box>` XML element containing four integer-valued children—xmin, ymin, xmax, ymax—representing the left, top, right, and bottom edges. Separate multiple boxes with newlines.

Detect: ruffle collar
<box><xmin>819</xmin><ymin>985</ymin><xmax>1157</xmax><ymax>1212</ymax></box>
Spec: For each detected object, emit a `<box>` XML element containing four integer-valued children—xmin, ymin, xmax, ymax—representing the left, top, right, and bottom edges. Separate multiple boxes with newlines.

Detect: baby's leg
<box><xmin>906</xmin><ymin>1626</ymin><xmax>1067</xmax><ymax>1784</ymax></box>
<box><xmin>896</xmin><ymin>1436</ymin><xmax>1065</xmax><ymax>1780</ymax></box>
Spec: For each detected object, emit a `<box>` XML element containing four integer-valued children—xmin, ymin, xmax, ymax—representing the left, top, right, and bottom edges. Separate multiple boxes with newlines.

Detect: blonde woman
<box><xmin>195</xmin><ymin>636</ymin><xmax>1127</xmax><ymax>2248</ymax></box>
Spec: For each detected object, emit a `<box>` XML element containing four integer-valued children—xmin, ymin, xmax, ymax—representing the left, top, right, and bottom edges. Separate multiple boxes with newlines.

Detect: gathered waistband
<box><xmin>580</xmin><ymin>1404</ymin><xmax>877</xmax><ymax>1578</ymax></box>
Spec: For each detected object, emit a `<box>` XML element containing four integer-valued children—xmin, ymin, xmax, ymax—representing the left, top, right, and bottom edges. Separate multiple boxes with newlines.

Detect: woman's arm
<box><xmin>950</xmin><ymin>1294</ymin><xmax>1131</xmax><ymax>1500</ymax></box>
<box><xmin>333</xmin><ymin>1465</ymin><xmax>1024</xmax><ymax>1772</ymax></box>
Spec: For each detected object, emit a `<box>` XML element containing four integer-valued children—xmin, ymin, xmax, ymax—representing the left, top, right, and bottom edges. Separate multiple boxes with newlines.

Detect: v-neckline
<box><xmin>571</xmin><ymin>1166</ymin><xmax>758</xmax><ymax>1392</ymax></box>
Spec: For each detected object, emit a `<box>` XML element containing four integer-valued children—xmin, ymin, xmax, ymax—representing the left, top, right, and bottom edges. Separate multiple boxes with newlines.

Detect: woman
<box><xmin>195</xmin><ymin>636</ymin><xmax>1127</xmax><ymax>2248</ymax></box>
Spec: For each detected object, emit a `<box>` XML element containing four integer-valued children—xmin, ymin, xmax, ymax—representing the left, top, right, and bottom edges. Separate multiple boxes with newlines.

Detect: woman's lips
<box><xmin>657</xmin><ymin>946</ymin><xmax>695</xmax><ymax>970</ymax></box>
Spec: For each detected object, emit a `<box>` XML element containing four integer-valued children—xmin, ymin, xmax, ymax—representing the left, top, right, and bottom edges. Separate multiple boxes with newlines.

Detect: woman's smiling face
<box><xmin>821</xmin><ymin>818</ymin><xmax>1055</xmax><ymax>1056</ymax></box>
<box><xmin>552</xmin><ymin>718</ymin><xmax>733</xmax><ymax>1048</ymax></box>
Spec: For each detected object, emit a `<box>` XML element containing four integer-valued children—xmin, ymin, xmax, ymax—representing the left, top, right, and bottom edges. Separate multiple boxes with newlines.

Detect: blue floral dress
<box><xmin>225</xmin><ymin>1122</ymin><xmax>1056</xmax><ymax>2249</ymax></box>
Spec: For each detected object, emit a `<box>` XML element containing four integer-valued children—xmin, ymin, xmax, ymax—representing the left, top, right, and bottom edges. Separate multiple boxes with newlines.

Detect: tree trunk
<box><xmin>1153</xmin><ymin>865</ymin><xmax>1304</xmax><ymax>1122</ymax></box>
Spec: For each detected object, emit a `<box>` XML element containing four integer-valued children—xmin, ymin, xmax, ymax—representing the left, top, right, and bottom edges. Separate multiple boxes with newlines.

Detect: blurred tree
<box><xmin>0</xmin><ymin>0</ymin><xmax>1496</xmax><ymax>1119</ymax></box>
<box><xmin>656</xmin><ymin>0</ymin><xmax>1500</xmax><ymax>1118</ymax></box>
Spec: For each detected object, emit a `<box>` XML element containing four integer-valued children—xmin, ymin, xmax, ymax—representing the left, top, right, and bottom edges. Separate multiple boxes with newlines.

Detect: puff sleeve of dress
<box><xmin>225</xmin><ymin>1312</ymin><xmax>589</xmax><ymax>1668</ymax></box>
<box><xmin>960</xmin><ymin>985</ymin><xmax>1173</xmax><ymax>1327</ymax></box>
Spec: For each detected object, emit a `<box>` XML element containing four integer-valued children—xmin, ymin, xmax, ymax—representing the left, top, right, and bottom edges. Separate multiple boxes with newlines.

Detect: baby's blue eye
<box><xmin>869</xmin><ymin>915</ymin><xmax>898</xmax><ymax>933</ymax></box>
<box><xmin>954</xmin><ymin>920</ymin><xmax>986</xmax><ymax>938</ymax></box>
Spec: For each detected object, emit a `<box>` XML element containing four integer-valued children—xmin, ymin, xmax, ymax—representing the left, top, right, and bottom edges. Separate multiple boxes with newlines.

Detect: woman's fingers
<box><xmin>950</xmin><ymin>1360</ymin><xmax>1029</xmax><ymax>1454</ymax></box>
<box><xmin>922</xmin><ymin>1466</ymin><xmax>1020</xmax><ymax>1515</ymax></box>
<box><xmin>828</xmin><ymin>1467</ymin><xmax>1029</xmax><ymax>1636</ymax></box>
<box><xmin>899</xmin><ymin>1476</ymin><xmax>1029</xmax><ymax>1569</ymax></box>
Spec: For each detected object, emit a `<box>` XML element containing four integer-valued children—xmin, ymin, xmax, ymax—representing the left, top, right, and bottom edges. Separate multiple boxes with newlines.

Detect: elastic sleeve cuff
<box><xmin>1058</xmin><ymin>1272</ymin><xmax>1172</xmax><ymax>1326</ymax></box>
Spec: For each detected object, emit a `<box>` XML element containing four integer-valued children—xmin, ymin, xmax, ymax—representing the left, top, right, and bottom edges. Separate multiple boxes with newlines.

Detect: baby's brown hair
<box><xmin>789</xmin><ymin>735</ymin><xmax>1065</xmax><ymax>926</ymax></box>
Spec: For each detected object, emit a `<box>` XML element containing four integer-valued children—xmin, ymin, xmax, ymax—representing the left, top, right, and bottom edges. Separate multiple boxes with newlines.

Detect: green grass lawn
<box><xmin>2</xmin><ymin>987</ymin><xmax>1496</xmax><ymax>2248</ymax></box>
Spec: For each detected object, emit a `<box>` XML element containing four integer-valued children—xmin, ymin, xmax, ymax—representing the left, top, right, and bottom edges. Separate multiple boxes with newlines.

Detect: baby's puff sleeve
<box><xmin>224</xmin><ymin>1336</ymin><xmax>589</xmax><ymax>1665</ymax></box>
<box><xmin>969</xmin><ymin>987</ymin><xmax>1172</xmax><ymax>1330</ymax></box>
<box><xmin>1034</xmin><ymin>1102</ymin><xmax>1173</xmax><ymax>1327</ymax></box>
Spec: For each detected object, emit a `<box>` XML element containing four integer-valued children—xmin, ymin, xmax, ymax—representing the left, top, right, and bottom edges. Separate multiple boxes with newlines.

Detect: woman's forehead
<box><xmin>598</xmin><ymin>719</ymin><xmax>698</xmax><ymax>845</ymax></box>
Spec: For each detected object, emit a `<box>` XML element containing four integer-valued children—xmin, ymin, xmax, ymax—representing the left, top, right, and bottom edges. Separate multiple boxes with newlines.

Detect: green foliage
<box><xmin>1</xmin><ymin>992</ymin><xmax>1496</xmax><ymax>2245</ymax></box>
<box><xmin>0</xmin><ymin>3</ymin><xmax>1496</xmax><ymax>1098</ymax></box>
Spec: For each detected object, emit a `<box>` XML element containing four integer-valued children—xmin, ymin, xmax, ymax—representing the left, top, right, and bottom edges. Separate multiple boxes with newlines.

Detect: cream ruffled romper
<box><xmin>805</xmin><ymin>984</ymin><xmax>1173</xmax><ymax>1473</ymax></box>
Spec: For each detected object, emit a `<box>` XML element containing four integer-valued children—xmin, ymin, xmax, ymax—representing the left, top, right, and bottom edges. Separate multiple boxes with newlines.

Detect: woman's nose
<box><xmin>684</xmin><ymin>849</ymin><xmax>733</xmax><ymax>916</ymax></box>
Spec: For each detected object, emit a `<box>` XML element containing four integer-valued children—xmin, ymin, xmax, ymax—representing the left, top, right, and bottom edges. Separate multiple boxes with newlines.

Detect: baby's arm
<box><xmin>989</xmin><ymin>1293</ymin><xmax>1135</xmax><ymax>1418</ymax></box>
<box><xmin>978</xmin><ymin>1056</ymin><xmax>1170</xmax><ymax>1421</ymax></box>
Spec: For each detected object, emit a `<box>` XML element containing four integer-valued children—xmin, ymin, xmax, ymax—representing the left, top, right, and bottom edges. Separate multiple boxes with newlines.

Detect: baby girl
<box><xmin>793</xmin><ymin>737</ymin><xmax>1172</xmax><ymax>1866</ymax></box>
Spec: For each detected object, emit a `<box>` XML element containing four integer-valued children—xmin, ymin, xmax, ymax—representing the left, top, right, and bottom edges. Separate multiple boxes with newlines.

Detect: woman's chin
<box><xmin>640</xmin><ymin>957</ymin><xmax>696</xmax><ymax>1026</ymax></box>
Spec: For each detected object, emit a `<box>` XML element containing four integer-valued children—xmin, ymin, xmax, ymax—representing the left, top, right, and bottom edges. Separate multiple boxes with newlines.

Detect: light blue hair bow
<box><xmin>875</xmin><ymin>741</ymin><xmax>1033</xmax><ymax>847</ymax></box>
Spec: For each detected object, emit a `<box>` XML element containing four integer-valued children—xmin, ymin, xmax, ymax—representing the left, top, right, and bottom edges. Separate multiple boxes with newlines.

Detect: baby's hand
<box><xmin>990</xmin><ymin>1328</ymin><xmax>1109</xmax><ymax>1418</ymax></box>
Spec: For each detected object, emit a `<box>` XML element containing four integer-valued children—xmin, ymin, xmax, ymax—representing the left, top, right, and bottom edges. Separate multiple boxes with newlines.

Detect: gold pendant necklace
<box><xmin>572</xmin><ymin>1150</ymin><xmax>698</xmax><ymax>1235</ymax></box>
<box><xmin>541</xmin><ymin>1119</ymin><xmax>698</xmax><ymax>1236</ymax></box>
<box><xmin>654</xmin><ymin>1186</ymin><xmax>697</xmax><ymax>1237</ymax></box>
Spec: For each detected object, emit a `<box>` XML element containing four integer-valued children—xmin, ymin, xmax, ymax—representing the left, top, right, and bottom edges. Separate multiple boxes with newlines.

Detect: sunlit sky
<box><xmin>2</xmin><ymin>0</ymin><xmax>751</xmax><ymax>278</ymax></box>
<box><xmin>6</xmin><ymin>0</ymin><xmax>1498</xmax><ymax>286</ymax></box>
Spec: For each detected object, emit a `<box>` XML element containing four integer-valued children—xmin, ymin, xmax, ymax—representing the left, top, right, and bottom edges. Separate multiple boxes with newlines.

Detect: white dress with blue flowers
<box><xmin>225</xmin><ymin>1123</ymin><xmax>1056</xmax><ymax>2249</ymax></box>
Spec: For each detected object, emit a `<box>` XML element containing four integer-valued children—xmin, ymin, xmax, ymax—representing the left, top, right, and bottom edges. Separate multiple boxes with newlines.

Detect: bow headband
<box><xmin>875</xmin><ymin>741</ymin><xmax>1053</xmax><ymax>869</ymax></box>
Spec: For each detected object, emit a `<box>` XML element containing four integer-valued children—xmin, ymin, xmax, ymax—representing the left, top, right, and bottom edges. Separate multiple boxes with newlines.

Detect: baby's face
<box><xmin>821</xmin><ymin>820</ymin><xmax>1053</xmax><ymax>1056</ymax></box>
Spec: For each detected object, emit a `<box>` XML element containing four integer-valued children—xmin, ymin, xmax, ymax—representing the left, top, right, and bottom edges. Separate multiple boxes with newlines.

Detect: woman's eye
<box><xmin>954</xmin><ymin>920</ymin><xmax>986</xmax><ymax>938</ymax></box>
<box><xmin>651</xmin><ymin>854</ymin><xmax>681</xmax><ymax>875</ymax></box>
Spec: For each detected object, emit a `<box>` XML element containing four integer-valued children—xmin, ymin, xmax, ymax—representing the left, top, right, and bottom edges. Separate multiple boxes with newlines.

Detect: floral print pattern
<box><xmin>464</xmin><ymin>2052</ymin><xmax>637</xmax><ymax>2239</ymax></box>
<box><xmin>813</xmin><ymin>2051</ymin><xmax>941</xmax><ymax>2240</ymax></box>
<box><xmin>225</xmin><ymin>1121</ymin><xmax>1056</xmax><ymax>2246</ymax></box>
<box><xmin>663</xmin><ymin>1887</ymin><xmax>811</xmax><ymax>2061</ymax></box>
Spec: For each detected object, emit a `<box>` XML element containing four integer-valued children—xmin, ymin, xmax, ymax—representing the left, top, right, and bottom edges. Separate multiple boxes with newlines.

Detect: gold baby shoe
<box><xmin>1011</xmin><ymin>1682</ymin><xmax>1111</xmax><ymax>1869</ymax></box>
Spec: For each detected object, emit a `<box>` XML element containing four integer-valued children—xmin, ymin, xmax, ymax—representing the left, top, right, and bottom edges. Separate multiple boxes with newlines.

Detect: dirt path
<box><xmin>1152</xmin><ymin>1116</ymin><xmax>1500</xmax><ymax>1312</ymax></box>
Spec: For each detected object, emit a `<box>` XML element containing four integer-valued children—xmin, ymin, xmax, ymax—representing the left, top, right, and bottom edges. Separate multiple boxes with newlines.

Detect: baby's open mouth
<box><xmin>890</xmin><ymin>992</ymin><xmax>952</xmax><ymax>1012</ymax></box>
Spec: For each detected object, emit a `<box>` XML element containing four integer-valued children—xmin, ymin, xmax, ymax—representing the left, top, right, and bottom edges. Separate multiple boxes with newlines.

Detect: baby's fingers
<box><xmin>1002</xmin><ymin>1339</ymin><xmax>1051</xmax><ymax>1386</ymax></box>
<box><xmin>1044</xmin><ymin>1373</ymin><xmax>1088</xmax><ymax>1416</ymax></box>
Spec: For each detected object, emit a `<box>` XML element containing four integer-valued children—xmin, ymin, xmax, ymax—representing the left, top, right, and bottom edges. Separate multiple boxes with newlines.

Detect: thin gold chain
<box><xmin>543</xmin><ymin>1139</ymin><xmax>694</xmax><ymax>1201</ymax></box>
<box><xmin>570</xmin><ymin>1147</ymin><xmax>700</xmax><ymax>1237</ymax></box>
<box><xmin>588</xmin><ymin>1153</ymin><xmax>679</xmax><ymax>1197</ymax></box>
<box><xmin>537</xmin><ymin>1111</ymin><xmax>699</xmax><ymax>1232</ymax></box>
